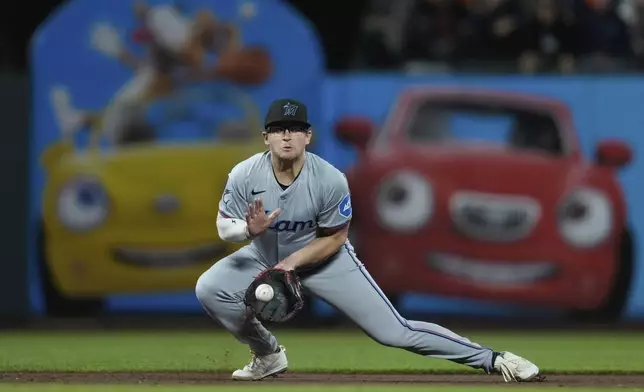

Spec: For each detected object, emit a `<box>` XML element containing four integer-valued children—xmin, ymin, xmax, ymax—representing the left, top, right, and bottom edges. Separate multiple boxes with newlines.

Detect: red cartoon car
<box><xmin>335</xmin><ymin>87</ymin><xmax>634</xmax><ymax>320</ymax></box>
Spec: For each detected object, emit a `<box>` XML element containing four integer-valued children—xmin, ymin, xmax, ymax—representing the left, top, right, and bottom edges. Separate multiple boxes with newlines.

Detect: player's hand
<box><xmin>274</xmin><ymin>259</ymin><xmax>296</xmax><ymax>271</ymax></box>
<box><xmin>246</xmin><ymin>199</ymin><xmax>281</xmax><ymax>237</ymax></box>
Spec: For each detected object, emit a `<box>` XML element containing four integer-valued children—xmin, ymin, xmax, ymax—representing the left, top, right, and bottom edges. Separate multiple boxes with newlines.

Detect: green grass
<box><xmin>2</xmin><ymin>330</ymin><xmax>643</xmax><ymax>391</ymax></box>
<box><xmin>1</xmin><ymin>329</ymin><xmax>644</xmax><ymax>373</ymax></box>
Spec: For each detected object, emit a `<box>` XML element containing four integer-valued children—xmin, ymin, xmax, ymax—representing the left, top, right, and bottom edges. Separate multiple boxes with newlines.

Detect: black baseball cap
<box><xmin>264</xmin><ymin>98</ymin><xmax>311</xmax><ymax>129</ymax></box>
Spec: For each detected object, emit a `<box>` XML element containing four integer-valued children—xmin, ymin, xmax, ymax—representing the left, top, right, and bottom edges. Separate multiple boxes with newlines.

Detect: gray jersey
<box><xmin>218</xmin><ymin>151</ymin><xmax>353</xmax><ymax>265</ymax></box>
<box><xmin>203</xmin><ymin>153</ymin><xmax>500</xmax><ymax>377</ymax></box>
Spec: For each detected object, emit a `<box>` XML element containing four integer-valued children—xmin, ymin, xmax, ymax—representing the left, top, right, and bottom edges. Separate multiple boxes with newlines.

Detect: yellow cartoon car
<box><xmin>37</xmin><ymin>88</ymin><xmax>266</xmax><ymax>316</ymax></box>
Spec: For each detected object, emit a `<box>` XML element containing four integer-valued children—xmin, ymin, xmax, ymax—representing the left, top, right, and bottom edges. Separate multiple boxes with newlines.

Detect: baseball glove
<box><xmin>243</xmin><ymin>268</ymin><xmax>305</xmax><ymax>323</ymax></box>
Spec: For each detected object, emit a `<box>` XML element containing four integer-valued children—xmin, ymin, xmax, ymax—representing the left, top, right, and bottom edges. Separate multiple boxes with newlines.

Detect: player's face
<box><xmin>263</xmin><ymin>124</ymin><xmax>312</xmax><ymax>160</ymax></box>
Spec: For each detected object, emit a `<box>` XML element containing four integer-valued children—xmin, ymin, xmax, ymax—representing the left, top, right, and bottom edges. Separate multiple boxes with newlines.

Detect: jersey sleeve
<box><xmin>218</xmin><ymin>166</ymin><xmax>248</xmax><ymax>220</ymax></box>
<box><xmin>317</xmin><ymin>171</ymin><xmax>352</xmax><ymax>229</ymax></box>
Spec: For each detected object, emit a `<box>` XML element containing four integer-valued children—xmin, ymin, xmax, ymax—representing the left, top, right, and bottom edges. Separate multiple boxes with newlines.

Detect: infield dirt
<box><xmin>2</xmin><ymin>372</ymin><xmax>644</xmax><ymax>387</ymax></box>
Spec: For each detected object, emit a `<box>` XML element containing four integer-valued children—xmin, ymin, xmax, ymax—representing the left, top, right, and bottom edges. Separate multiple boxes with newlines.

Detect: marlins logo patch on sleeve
<box><xmin>338</xmin><ymin>194</ymin><xmax>352</xmax><ymax>218</ymax></box>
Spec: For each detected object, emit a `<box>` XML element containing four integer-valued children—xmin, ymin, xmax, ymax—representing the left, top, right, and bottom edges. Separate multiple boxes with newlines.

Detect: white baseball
<box><xmin>255</xmin><ymin>283</ymin><xmax>274</xmax><ymax>302</ymax></box>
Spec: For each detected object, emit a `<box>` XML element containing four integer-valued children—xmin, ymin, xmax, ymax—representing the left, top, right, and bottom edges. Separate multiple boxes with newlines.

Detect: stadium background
<box><xmin>3</xmin><ymin>1</ymin><xmax>644</xmax><ymax>389</ymax></box>
<box><xmin>3</xmin><ymin>0</ymin><xmax>644</xmax><ymax>324</ymax></box>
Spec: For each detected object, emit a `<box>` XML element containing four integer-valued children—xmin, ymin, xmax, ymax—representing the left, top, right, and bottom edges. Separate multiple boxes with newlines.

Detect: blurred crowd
<box><xmin>5</xmin><ymin>0</ymin><xmax>644</xmax><ymax>75</ymax></box>
<box><xmin>353</xmin><ymin>0</ymin><xmax>644</xmax><ymax>74</ymax></box>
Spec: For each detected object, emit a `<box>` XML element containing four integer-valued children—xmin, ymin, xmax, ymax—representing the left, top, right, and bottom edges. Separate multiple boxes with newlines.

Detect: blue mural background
<box><xmin>29</xmin><ymin>0</ymin><xmax>644</xmax><ymax>319</ymax></box>
<box><xmin>28</xmin><ymin>0</ymin><xmax>325</xmax><ymax>314</ymax></box>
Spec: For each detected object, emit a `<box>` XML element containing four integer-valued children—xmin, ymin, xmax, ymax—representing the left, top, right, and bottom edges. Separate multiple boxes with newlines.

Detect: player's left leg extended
<box><xmin>300</xmin><ymin>245</ymin><xmax>542</xmax><ymax>382</ymax></box>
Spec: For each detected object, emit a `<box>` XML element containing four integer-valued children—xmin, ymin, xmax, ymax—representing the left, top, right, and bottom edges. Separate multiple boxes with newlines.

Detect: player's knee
<box><xmin>195</xmin><ymin>269</ymin><xmax>242</xmax><ymax>317</ymax></box>
<box><xmin>195</xmin><ymin>272</ymin><xmax>214</xmax><ymax>305</ymax></box>
<box><xmin>195</xmin><ymin>271</ymin><xmax>226</xmax><ymax>312</ymax></box>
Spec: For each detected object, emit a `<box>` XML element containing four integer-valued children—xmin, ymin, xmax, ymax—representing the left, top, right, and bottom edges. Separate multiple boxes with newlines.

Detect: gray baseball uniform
<box><xmin>195</xmin><ymin>151</ymin><xmax>496</xmax><ymax>373</ymax></box>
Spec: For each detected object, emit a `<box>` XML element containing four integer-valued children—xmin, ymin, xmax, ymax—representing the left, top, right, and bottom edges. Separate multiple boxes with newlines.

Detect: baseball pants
<box><xmin>195</xmin><ymin>243</ymin><xmax>495</xmax><ymax>373</ymax></box>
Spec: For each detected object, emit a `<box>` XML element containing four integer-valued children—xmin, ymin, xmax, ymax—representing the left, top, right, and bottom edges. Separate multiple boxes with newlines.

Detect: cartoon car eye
<box><xmin>57</xmin><ymin>176</ymin><xmax>110</xmax><ymax>232</ymax></box>
<box><xmin>557</xmin><ymin>187</ymin><xmax>612</xmax><ymax>248</ymax></box>
<box><xmin>376</xmin><ymin>171</ymin><xmax>433</xmax><ymax>232</ymax></box>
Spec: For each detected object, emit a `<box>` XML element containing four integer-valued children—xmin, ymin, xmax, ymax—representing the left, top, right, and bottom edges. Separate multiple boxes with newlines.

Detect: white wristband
<box><xmin>217</xmin><ymin>213</ymin><xmax>252</xmax><ymax>242</ymax></box>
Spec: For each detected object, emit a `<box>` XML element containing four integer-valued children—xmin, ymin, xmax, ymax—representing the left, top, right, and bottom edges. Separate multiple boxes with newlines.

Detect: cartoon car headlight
<box><xmin>57</xmin><ymin>175</ymin><xmax>109</xmax><ymax>232</ymax></box>
<box><xmin>376</xmin><ymin>170</ymin><xmax>434</xmax><ymax>232</ymax></box>
<box><xmin>557</xmin><ymin>187</ymin><xmax>613</xmax><ymax>248</ymax></box>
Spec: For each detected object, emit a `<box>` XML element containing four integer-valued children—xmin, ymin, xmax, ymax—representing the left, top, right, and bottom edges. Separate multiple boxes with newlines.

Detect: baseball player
<box><xmin>195</xmin><ymin>98</ymin><xmax>542</xmax><ymax>382</ymax></box>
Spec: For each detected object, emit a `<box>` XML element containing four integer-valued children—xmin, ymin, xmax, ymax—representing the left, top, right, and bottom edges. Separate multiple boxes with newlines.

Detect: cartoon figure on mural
<box><xmin>50</xmin><ymin>0</ymin><xmax>271</xmax><ymax>146</ymax></box>
<box><xmin>31</xmin><ymin>0</ymin><xmax>325</xmax><ymax>316</ymax></box>
<box><xmin>336</xmin><ymin>86</ymin><xmax>635</xmax><ymax>321</ymax></box>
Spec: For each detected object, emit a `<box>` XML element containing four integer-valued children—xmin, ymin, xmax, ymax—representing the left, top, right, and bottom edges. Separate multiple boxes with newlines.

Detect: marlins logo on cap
<box><xmin>283</xmin><ymin>102</ymin><xmax>299</xmax><ymax>116</ymax></box>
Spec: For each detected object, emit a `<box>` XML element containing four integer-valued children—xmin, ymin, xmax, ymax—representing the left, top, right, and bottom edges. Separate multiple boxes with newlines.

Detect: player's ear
<box><xmin>305</xmin><ymin>129</ymin><xmax>313</xmax><ymax>145</ymax></box>
<box><xmin>262</xmin><ymin>131</ymin><xmax>269</xmax><ymax>146</ymax></box>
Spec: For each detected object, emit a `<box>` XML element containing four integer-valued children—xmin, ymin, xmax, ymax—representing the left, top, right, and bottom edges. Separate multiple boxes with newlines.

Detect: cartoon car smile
<box><xmin>336</xmin><ymin>87</ymin><xmax>634</xmax><ymax>320</ymax></box>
